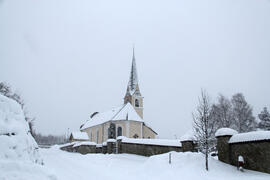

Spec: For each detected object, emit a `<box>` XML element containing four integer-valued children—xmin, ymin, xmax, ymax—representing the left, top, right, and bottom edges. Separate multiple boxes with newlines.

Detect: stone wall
<box><xmin>120</xmin><ymin>142</ymin><xmax>182</xmax><ymax>156</ymax></box>
<box><xmin>216</xmin><ymin>136</ymin><xmax>232</xmax><ymax>164</ymax></box>
<box><xmin>60</xmin><ymin>138</ymin><xmax>196</xmax><ymax>157</ymax></box>
<box><xmin>230</xmin><ymin>141</ymin><xmax>270</xmax><ymax>174</ymax></box>
<box><xmin>181</xmin><ymin>141</ymin><xmax>196</xmax><ymax>152</ymax></box>
<box><xmin>216</xmin><ymin>134</ymin><xmax>270</xmax><ymax>174</ymax></box>
<box><xmin>75</xmin><ymin>145</ymin><xmax>96</xmax><ymax>154</ymax></box>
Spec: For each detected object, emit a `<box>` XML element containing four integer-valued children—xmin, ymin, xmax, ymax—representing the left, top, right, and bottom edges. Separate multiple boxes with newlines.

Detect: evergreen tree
<box><xmin>258</xmin><ymin>107</ymin><xmax>270</xmax><ymax>130</ymax></box>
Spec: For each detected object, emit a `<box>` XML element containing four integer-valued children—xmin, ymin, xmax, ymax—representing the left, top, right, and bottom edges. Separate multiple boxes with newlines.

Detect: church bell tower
<box><xmin>124</xmin><ymin>47</ymin><xmax>144</xmax><ymax>119</ymax></box>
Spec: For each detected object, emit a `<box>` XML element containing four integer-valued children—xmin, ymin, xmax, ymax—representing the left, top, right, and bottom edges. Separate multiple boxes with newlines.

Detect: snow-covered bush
<box><xmin>0</xmin><ymin>94</ymin><xmax>42</xmax><ymax>164</ymax></box>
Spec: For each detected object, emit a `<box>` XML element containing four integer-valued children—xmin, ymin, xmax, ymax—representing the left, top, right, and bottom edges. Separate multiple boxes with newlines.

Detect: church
<box><xmin>80</xmin><ymin>48</ymin><xmax>157</xmax><ymax>144</ymax></box>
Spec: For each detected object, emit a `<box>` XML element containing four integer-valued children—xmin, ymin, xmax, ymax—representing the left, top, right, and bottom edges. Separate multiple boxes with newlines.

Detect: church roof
<box><xmin>127</xmin><ymin>47</ymin><xmax>139</xmax><ymax>95</ymax></box>
<box><xmin>80</xmin><ymin>103</ymin><xmax>143</xmax><ymax>130</ymax></box>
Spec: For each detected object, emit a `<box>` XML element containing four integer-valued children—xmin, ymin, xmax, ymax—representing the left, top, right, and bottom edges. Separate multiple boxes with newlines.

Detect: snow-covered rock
<box><xmin>229</xmin><ymin>131</ymin><xmax>270</xmax><ymax>144</ymax></box>
<box><xmin>215</xmin><ymin>128</ymin><xmax>238</xmax><ymax>137</ymax></box>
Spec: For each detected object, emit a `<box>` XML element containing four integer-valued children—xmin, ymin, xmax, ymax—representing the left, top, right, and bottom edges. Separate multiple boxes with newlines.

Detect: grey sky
<box><xmin>1</xmin><ymin>0</ymin><xmax>270</xmax><ymax>138</ymax></box>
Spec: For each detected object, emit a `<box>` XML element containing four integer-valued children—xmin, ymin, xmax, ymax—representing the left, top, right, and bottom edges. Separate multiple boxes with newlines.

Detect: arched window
<box><xmin>117</xmin><ymin>126</ymin><xmax>122</xmax><ymax>137</ymax></box>
<box><xmin>135</xmin><ymin>99</ymin><xmax>139</xmax><ymax>107</ymax></box>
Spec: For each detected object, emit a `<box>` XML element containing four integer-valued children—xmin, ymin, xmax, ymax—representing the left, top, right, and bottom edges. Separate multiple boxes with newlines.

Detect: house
<box><xmin>80</xmin><ymin>48</ymin><xmax>157</xmax><ymax>144</ymax></box>
<box><xmin>69</xmin><ymin>131</ymin><xmax>89</xmax><ymax>142</ymax></box>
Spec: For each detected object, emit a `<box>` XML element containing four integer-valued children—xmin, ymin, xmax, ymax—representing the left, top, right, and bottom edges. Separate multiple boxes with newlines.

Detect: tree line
<box><xmin>193</xmin><ymin>89</ymin><xmax>270</xmax><ymax>171</ymax></box>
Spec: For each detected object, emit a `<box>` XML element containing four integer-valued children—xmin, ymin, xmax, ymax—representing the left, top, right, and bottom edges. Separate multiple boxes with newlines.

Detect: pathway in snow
<box><xmin>41</xmin><ymin>147</ymin><xmax>270</xmax><ymax>180</ymax></box>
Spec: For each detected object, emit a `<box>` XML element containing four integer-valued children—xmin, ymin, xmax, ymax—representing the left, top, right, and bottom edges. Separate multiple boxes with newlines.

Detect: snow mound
<box><xmin>0</xmin><ymin>94</ymin><xmax>41</xmax><ymax>163</ymax></box>
<box><xmin>180</xmin><ymin>130</ymin><xmax>195</xmax><ymax>142</ymax></box>
<box><xmin>215</xmin><ymin>128</ymin><xmax>238</xmax><ymax>137</ymax></box>
<box><xmin>0</xmin><ymin>94</ymin><xmax>56</xmax><ymax>180</ymax></box>
<box><xmin>229</xmin><ymin>131</ymin><xmax>270</xmax><ymax>144</ymax></box>
<box><xmin>121</xmin><ymin>137</ymin><xmax>182</xmax><ymax>147</ymax></box>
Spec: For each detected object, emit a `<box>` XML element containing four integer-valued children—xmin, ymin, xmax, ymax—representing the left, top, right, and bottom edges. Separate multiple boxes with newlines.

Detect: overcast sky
<box><xmin>1</xmin><ymin>0</ymin><xmax>270</xmax><ymax>138</ymax></box>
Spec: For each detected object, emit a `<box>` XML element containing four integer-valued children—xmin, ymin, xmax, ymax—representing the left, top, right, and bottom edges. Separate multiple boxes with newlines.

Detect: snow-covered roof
<box><xmin>71</xmin><ymin>132</ymin><xmax>89</xmax><ymax>140</ymax></box>
<box><xmin>121</xmin><ymin>137</ymin><xmax>182</xmax><ymax>147</ymax></box>
<box><xmin>229</xmin><ymin>131</ymin><xmax>270</xmax><ymax>144</ymax></box>
<box><xmin>215</xmin><ymin>128</ymin><xmax>238</xmax><ymax>137</ymax></box>
<box><xmin>180</xmin><ymin>131</ymin><xmax>196</xmax><ymax>142</ymax></box>
<box><xmin>73</xmin><ymin>141</ymin><xmax>96</xmax><ymax>148</ymax></box>
<box><xmin>81</xmin><ymin>103</ymin><xmax>143</xmax><ymax>130</ymax></box>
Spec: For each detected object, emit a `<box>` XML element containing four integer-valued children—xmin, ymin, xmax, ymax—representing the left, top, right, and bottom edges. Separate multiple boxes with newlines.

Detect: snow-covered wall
<box><xmin>0</xmin><ymin>94</ymin><xmax>42</xmax><ymax>163</ymax></box>
<box><xmin>216</xmin><ymin>129</ymin><xmax>270</xmax><ymax>174</ymax></box>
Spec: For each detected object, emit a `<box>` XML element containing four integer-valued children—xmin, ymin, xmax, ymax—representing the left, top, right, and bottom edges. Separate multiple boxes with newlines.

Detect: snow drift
<box><xmin>0</xmin><ymin>94</ymin><xmax>56</xmax><ymax>180</ymax></box>
<box><xmin>0</xmin><ymin>94</ymin><xmax>42</xmax><ymax>163</ymax></box>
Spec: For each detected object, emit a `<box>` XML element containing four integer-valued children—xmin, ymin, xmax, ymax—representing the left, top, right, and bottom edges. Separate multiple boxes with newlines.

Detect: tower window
<box><xmin>135</xmin><ymin>99</ymin><xmax>139</xmax><ymax>107</ymax></box>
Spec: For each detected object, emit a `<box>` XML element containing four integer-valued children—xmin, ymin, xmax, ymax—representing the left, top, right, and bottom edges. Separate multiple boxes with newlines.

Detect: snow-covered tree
<box><xmin>193</xmin><ymin>89</ymin><xmax>212</xmax><ymax>171</ymax></box>
<box><xmin>231</xmin><ymin>93</ymin><xmax>256</xmax><ymax>133</ymax></box>
<box><xmin>258</xmin><ymin>107</ymin><xmax>270</xmax><ymax>130</ymax></box>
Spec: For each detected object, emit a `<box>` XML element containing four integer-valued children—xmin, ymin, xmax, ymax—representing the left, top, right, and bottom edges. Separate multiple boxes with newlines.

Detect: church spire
<box><xmin>127</xmin><ymin>46</ymin><xmax>139</xmax><ymax>95</ymax></box>
<box><xmin>124</xmin><ymin>46</ymin><xmax>143</xmax><ymax>119</ymax></box>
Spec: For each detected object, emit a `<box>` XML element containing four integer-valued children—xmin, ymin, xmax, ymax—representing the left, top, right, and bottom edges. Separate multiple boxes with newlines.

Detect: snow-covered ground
<box><xmin>38</xmin><ymin>147</ymin><xmax>270</xmax><ymax>180</ymax></box>
<box><xmin>1</xmin><ymin>94</ymin><xmax>270</xmax><ymax>180</ymax></box>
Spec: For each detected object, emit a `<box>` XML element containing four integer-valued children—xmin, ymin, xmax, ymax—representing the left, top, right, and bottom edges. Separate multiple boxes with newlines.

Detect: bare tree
<box><xmin>231</xmin><ymin>93</ymin><xmax>256</xmax><ymax>133</ymax></box>
<box><xmin>209</xmin><ymin>94</ymin><xmax>235</xmax><ymax>132</ymax></box>
<box><xmin>193</xmin><ymin>89</ymin><xmax>212</xmax><ymax>171</ymax></box>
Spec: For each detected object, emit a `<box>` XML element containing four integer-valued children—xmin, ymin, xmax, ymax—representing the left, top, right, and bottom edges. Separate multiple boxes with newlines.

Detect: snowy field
<box><xmin>35</xmin><ymin>147</ymin><xmax>270</xmax><ymax>180</ymax></box>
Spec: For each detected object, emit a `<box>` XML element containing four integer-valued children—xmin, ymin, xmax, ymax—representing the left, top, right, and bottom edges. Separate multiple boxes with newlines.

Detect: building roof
<box><xmin>70</xmin><ymin>131</ymin><xmax>89</xmax><ymax>140</ymax></box>
<box><xmin>80</xmin><ymin>103</ymin><xmax>143</xmax><ymax>130</ymax></box>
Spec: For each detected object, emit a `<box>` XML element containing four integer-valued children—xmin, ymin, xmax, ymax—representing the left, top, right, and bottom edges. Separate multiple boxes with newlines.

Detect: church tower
<box><xmin>124</xmin><ymin>47</ymin><xmax>144</xmax><ymax>119</ymax></box>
